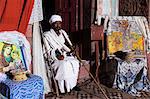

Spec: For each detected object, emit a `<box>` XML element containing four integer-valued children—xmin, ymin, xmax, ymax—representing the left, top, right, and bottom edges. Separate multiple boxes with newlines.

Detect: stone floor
<box><xmin>45</xmin><ymin>79</ymin><xmax>150</xmax><ymax>99</ymax></box>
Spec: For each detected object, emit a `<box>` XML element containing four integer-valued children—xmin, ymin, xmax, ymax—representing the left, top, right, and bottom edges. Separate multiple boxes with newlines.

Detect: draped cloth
<box><xmin>113</xmin><ymin>58</ymin><xmax>150</xmax><ymax>96</ymax></box>
<box><xmin>32</xmin><ymin>22</ymin><xmax>51</xmax><ymax>94</ymax></box>
<box><xmin>96</xmin><ymin>0</ymin><xmax>118</xmax><ymax>31</ymax></box>
<box><xmin>29</xmin><ymin>0</ymin><xmax>43</xmax><ymax>24</ymax></box>
<box><xmin>0</xmin><ymin>0</ymin><xmax>34</xmax><ymax>34</ymax></box>
<box><xmin>28</xmin><ymin>0</ymin><xmax>51</xmax><ymax>94</ymax></box>
<box><xmin>42</xmin><ymin>29</ymin><xmax>80</xmax><ymax>93</ymax></box>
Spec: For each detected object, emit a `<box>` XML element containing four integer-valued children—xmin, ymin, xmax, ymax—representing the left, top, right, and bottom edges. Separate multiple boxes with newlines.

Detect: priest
<box><xmin>42</xmin><ymin>14</ymin><xmax>80</xmax><ymax>94</ymax></box>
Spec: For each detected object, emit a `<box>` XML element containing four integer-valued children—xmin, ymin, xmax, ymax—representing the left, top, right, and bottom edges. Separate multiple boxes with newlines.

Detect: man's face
<box><xmin>52</xmin><ymin>21</ymin><xmax>62</xmax><ymax>31</ymax></box>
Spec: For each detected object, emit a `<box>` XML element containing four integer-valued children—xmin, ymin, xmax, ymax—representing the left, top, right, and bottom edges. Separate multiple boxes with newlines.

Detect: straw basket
<box><xmin>12</xmin><ymin>71</ymin><xmax>28</xmax><ymax>81</ymax></box>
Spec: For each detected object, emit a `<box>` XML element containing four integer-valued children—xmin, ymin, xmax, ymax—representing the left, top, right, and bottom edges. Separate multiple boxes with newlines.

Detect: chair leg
<box><xmin>52</xmin><ymin>75</ymin><xmax>59</xmax><ymax>97</ymax></box>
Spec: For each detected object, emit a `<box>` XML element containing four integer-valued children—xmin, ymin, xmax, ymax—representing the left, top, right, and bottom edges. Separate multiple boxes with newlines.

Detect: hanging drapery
<box><xmin>29</xmin><ymin>0</ymin><xmax>51</xmax><ymax>94</ymax></box>
<box><xmin>96</xmin><ymin>0</ymin><xmax>118</xmax><ymax>30</ymax></box>
<box><xmin>29</xmin><ymin>0</ymin><xmax>43</xmax><ymax>24</ymax></box>
<box><xmin>113</xmin><ymin>58</ymin><xmax>150</xmax><ymax>97</ymax></box>
<box><xmin>32</xmin><ymin>22</ymin><xmax>51</xmax><ymax>94</ymax></box>
<box><xmin>0</xmin><ymin>0</ymin><xmax>34</xmax><ymax>34</ymax></box>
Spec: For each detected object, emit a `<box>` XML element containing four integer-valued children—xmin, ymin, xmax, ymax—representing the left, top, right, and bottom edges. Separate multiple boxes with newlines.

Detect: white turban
<box><xmin>49</xmin><ymin>15</ymin><xmax>62</xmax><ymax>24</ymax></box>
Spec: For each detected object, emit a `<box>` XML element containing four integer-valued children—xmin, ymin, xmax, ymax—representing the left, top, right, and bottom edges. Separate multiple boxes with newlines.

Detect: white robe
<box><xmin>42</xmin><ymin>29</ymin><xmax>80</xmax><ymax>93</ymax></box>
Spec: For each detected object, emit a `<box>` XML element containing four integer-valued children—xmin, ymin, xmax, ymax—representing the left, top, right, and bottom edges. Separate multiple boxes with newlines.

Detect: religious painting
<box><xmin>0</xmin><ymin>42</ymin><xmax>26</xmax><ymax>72</ymax></box>
<box><xmin>107</xmin><ymin>32</ymin><xmax>123</xmax><ymax>54</ymax></box>
<box><xmin>107</xmin><ymin>17</ymin><xmax>145</xmax><ymax>56</ymax></box>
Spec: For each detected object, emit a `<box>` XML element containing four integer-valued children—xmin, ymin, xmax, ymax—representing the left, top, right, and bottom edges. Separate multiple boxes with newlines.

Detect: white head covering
<box><xmin>49</xmin><ymin>15</ymin><xmax>62</xmax><ymax>24</ymax></box>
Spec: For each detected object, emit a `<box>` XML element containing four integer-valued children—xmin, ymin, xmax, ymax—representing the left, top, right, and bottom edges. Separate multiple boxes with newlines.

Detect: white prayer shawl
<box><xmin>42</xmin><ymin>29</ymin><xmax>79</xmax><ymax>93</ymax></box>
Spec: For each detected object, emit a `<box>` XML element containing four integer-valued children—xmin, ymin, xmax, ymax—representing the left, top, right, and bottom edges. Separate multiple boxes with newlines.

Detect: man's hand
<box><xmin>57</xmin><ymin>55</ymin><xmax>64</xmax><ymax>60</ymax></box>
<box><xmin>55</xmin><ymin>49</ymin><xmax>64</xmax><ymax>60</ymax></box>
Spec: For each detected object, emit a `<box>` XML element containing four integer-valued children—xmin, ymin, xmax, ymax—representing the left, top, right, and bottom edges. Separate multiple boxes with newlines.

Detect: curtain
<box><xmin>29</xmin><ymin>0</ymin><xmax>51</xmax><ymax>94</ymax></box>
<box><xmin>0</xmin><ymin>0</ymin><xmax>34</xmax><ymax>34</ymax></box>
<box><xmin>96</xmin><ymin>0</ymin><xmax>119</xmax><ymax>30</ymax></box>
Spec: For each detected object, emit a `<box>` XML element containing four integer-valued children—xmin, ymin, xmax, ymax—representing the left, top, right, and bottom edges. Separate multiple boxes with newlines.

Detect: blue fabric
<box><xmin>113</xmin><ymin>59</ymin><xmax>150</xmax><ymax>96</ymax></box>
<box><xmin>3</xmin><ymin>75</ymin><xmax>44</xmax><ymax>99</ymax></box>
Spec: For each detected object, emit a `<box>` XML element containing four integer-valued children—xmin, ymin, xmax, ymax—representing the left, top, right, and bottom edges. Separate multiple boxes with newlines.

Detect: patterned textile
<box><xmin>3</xmin><ymin>75</ymin><xmax>44</xmax><ymax>99</ymax></box>
<box><xmin>113</xmin><ymin>58</ymin><xmax>150</xmax><ymax>96</ymax></box>
<box><xmin>29</xmin><ymin>0</ymin><xmax>43</xmax><ymax>24</ymax></box>
<box><xmin>46</xmin><ymin>80</ymin><xmax>136</xmax><ymax>99</ymax></box>
<box><xmin>108</xmin><ymin>92</ymin><xmax>122</xmax><ymax>99</ymax></box>
<box><xmin>96</xmin><ymin>0</ymin><xmax>118</xmax><ymax>27</ymax></box>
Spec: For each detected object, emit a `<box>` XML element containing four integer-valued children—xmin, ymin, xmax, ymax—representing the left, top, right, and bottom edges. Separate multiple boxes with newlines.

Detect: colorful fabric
<box><xmin>0</xmin><ymin>0</ymin><xmax>34</xmax><ymax>34</ymax></box>
<box><xmin>3</xmin><ymin>75</ymin><xmax>44</xmax><ymax>99</ymax></box>
<box><xmin>96</xmin><ymin>0</ymin><xmax>119</xmax><ymax>26</ymax></box>
<box><xmin>113</xmin><ymin>58</ymin><xmax>150</xmax><ymax>96</ymax></box>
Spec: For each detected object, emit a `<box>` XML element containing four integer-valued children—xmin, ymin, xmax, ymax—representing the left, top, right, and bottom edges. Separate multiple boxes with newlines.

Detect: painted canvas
<box><xmin>107</xmin><ymin>17</ymin><xmax>145</xmax><ymax>56</ymax></box>
<box><xmin>0</xmin><ymin>42</ymin><xmax>26</xmax><ymax>72</ymax></box>
<box><xmin>107</xmin><ymin>32</ymin><xmax>123</xmax><ymax>54</ymax></box>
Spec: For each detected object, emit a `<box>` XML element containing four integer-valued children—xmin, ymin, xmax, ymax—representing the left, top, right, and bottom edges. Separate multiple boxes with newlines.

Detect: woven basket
<box><xmin>12</xmin><ymin>71</ymin><xmax>28</xmax><ymax>81</ymax></box>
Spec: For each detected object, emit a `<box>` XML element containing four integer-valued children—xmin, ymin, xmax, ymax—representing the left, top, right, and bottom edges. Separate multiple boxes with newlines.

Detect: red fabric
<box><xmin>0</xmin><ymin>0</ymin><xmax>34</xmax><ymax>34</ymax></box>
